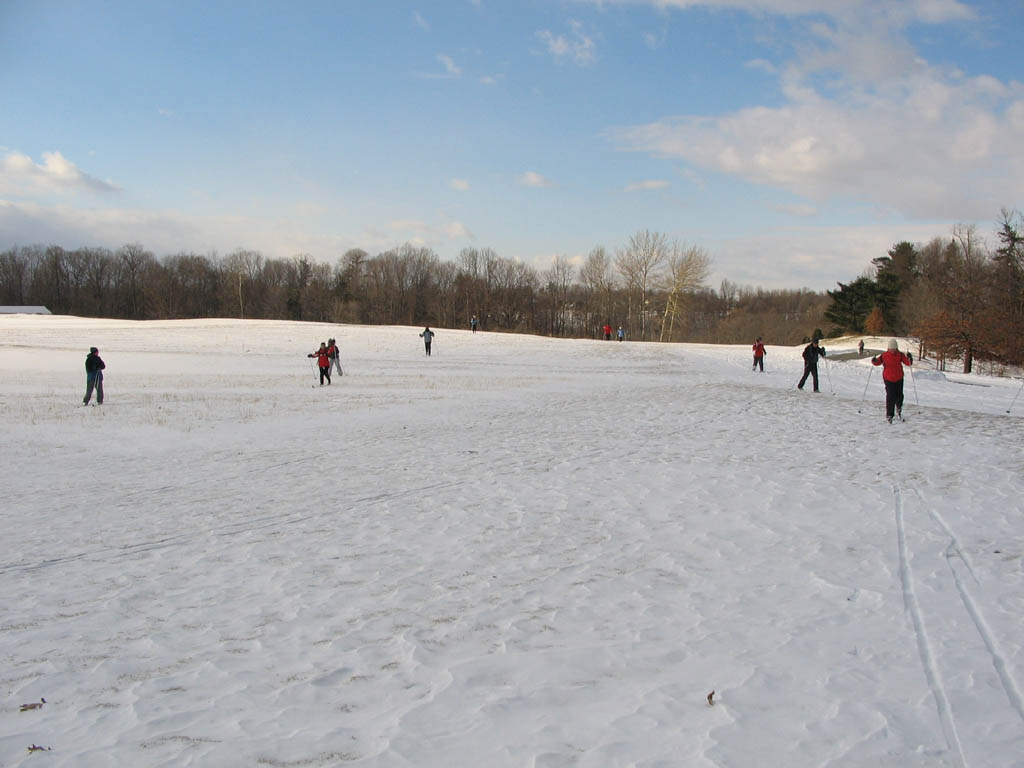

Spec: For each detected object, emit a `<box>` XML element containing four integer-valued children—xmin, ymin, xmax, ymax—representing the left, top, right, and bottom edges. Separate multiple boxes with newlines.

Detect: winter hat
<box><xmin>90</xmin><ymin>347</ymin><xmax>98</xmax><ymax>353</ymax></box>
<box><xmin>887</xmin><ymin>338</ymin><xmax>898</xmax><ymax>350</ymax></box>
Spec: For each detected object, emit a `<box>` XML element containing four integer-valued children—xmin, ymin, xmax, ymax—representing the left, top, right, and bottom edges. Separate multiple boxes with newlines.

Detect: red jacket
<box><xmin>752</xmin><ymin>341</ymin><xmax>765</xmax><ymax>357</ymax></box>
<box><xmin>311</xmin><ymin>348</ymin><xmax>330</xmax><ymax>367</ymax></box>
<box><xmin>872</xmin><ymin>349</ymin><xmax>912</xmax><ymax>381</ymax></box>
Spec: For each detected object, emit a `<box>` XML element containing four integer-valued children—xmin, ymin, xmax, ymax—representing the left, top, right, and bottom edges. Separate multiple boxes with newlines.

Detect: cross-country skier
<box><xmin>603</xmin><ymin>323</ymin><xmax>612</xmax><ymax>341</ymax></box>
<box><xmin>309</xmin><ymin>342</ymin><xmax>331</xmax><ymax>385</ymax></box>
<box><xmin>471</xmin><ymin>316</ymin><xmax>479</xmax><ymax>333</ymax></box>
<box><xmin>617</xmin><ymin>326</ymin><xmax>625</xmax><ymax>342</ymax></box>
<box><xmin>327</xmin><ymin>338</ymin><xmax>343</xmax><ymax>377</ymax></box>
<box><xmin>872</xmin><ymin>339</ymin><xmax>913</xmax><ymax>423</ymax></box>
<box><xmin>83</xmin><ymin>346</ymin><xmax>105</xmax><ymax>405</ymax></box>
<box><xmin>797</xmin><ymin>339</ymin><xmax>826</xmax><ymax>392</ymax></box>
<box><xmin>752</xmin><ymin>337</ymin><xmax>766</xmax><ymax>372</ymax></box>
<box><xmin>420</xmin><ymin>327</ymin><xmax>435</xmax><ymax>356</ymax></box>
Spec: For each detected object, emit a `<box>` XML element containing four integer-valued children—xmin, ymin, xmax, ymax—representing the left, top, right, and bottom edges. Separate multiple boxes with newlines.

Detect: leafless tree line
<box><xmin>0</xmin><ymin>230</ymin><xmax>830</xmax><ymax>344</ymax></box>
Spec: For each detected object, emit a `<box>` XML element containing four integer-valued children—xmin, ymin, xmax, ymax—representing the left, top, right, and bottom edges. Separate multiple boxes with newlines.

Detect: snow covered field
<box><xmin>2</xmin><ymin>315</ymin><xmax>1022</xmax><ymax>768</ymax></box>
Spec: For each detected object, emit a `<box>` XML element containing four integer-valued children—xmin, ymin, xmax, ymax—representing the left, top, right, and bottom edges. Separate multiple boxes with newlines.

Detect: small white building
<box><xmin>0</xmin><ymin>306</ymin><xmax>51</xmax><ymax>314</ymax></box>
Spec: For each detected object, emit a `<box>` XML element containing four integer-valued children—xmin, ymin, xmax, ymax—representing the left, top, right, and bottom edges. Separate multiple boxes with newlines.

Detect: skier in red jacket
<box><xmin>752</xmin><ymin>337</ymin><xmax>766</xmax><ymax>372</ymax></box>
<box><xmin>309</xmin><ymin>342</ymin><xmax>332</xmax><ymax>386</ymax></box>
<box><xmin>872</xmin><ymin>338</ymin><xmax>912</xmax><ymax>422</ymax></box>
<box><xmin>602</xmin><ymin>323</ymin><xmax>612</xmax><ymax>341</ymax></box>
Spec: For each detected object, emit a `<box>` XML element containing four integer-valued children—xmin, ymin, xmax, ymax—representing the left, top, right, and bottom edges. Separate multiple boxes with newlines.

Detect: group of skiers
<box><xmin>78</xmin><ymin>330</ymin><xmax>912</xmax><ymax>421</ymax></box>
<box><xmin>601</xmin><ymin>323</ymin><xmax>625</xmax><ymax>341</ymax></box>
<box><xmin>308</xmin><ymin>338</ymin><xmax>343</xmax><ymax>386</ymax></box>
<box><xmin>747</xmin><ymin>334</ymin><xmax>912</xmax><ymax>421</ymax></box>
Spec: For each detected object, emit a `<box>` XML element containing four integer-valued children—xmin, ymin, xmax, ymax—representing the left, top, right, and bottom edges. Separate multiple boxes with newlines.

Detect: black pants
<box><xmin>884</xmin><ymin>379</ymin><xmax>905</xmax><ymax>419</ymax></box>
<box><xmin>424</xmin><ymin>342</ymin><xmax>432</xmax><ymax>356</ymax></box>
<box><xmin>319</xmin><ymin>365</ymin><xmax>331</xmax><ymax>385</ymax></box>
<box><xmin>84</xmin><ymin>371</ymin><xmax>104</xmax><ymax>404</ymax></box>
<box><xmin>753</xmin><ymin>355</ymin><xmax>764</xmax><ymax>372</ymax></box>
<box><xmin>798</xmin><ymin>364</ymin><xmax>818</xmax><ymax>391</ymax></box>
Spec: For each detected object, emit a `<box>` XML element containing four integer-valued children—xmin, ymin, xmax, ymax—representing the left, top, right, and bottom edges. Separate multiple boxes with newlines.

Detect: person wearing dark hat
<box><xmin>326</xmin><ymin>337</ymin><xmax>343</xmax><ymax>377</ymax></box>
<box><xmin>872</xmin><ymin>338</ymin><xmax>912</xmax><ymax>423</ymax></box>
<box><xmin>83</xmin><ymin>347</ymin><xmax>105</xmax><ymax>405</ymax></box>
<box><xmin>419</xmin><ymin>327</ymin><xmax>434</xmax><ymax>356</ymax></box>
<box><xmin>797</xmin><ymin>338</ymin><xmax>826</xmax><ymax>392</ymax></box>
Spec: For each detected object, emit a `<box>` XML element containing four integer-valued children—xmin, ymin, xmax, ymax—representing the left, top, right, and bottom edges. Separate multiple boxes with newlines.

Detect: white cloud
<box><xmin>772</xmin><ymin>202</ymin><xmax>819</xmax><ymax>217</ymax></box>
<box><xmin>0</xmin><ymin>150</ymin><xmax>120</xmax><ymax>196</ymax></box>
<box><xmin>745</xmin><ymin>58</ymin><xmax>777</xmax><ymax>74</ymax></box>
<box><xmin>518</xmin><ymin>171</ymin><xmax>552</xmax><ymax>188</ymax></box>
<box><xmin>624</xmin><ymin>179</ymin><xmax>670</xmax><ymax>192</ymax></box>
<box><xmin>479</xmin><ymin>74</ymin><xmax>504</xmax><ymax>85</ymax></box>
<box><xmin>416</xmin><ymin>54</ymin><xmax>463</xmax><ymax>79</ymax></box>
<box><xmin>450</xmin><ymin>178</ymin><xmax>470</xmax><ymax>191</ymax></box>
<box><xmin>615</xmin><ymin>66</ymin><xmax>1024</xmax><ymax>219</ymax></box>
<box><xmin>536</xmin><ymin>20</ymin><xmax>595</xmax><ymax>66</ymax></box>
<box><xmin>445</xmin><ymin>220</ymin><xmax>474</xmax><ymax>239</ymax></box>
<box><xmin>413</xmin><ymin>11</ymin><xmax>430</xmax><ymax>30</ymax></box>
<box><xmin>581</xmin><ymin>0</ymin><xmax>974</xmax><ymax>25</ymax></box>
<box><xmin>437</xmin><ymin>54</ymin><xmax>462</xmax><ymax>77</ymax></box>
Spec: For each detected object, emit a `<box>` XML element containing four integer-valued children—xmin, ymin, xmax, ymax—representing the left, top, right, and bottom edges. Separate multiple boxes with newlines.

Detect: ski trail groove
<box><xmin>895</xmin><ymin>485</ymin><xmax>968</xmax><ymax>768</ymax></box>
<box><xmin>913</xmin><ymin>489</ymin><xmax>1024</xmax><ymax>726</ymax></box>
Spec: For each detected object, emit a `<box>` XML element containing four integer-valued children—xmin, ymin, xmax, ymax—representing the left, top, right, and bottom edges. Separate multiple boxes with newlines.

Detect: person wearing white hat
<box><xmin>872</xmin><ymin>339</ymin><xmax>913</xmax><ymax>422</ymax></box>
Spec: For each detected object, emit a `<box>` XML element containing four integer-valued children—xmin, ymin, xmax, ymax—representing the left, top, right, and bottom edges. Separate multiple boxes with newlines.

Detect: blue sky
<box><xmin>2</xmin><ymin>0</ymin><xmax>1021</xmax><ymax>291</ymax></box>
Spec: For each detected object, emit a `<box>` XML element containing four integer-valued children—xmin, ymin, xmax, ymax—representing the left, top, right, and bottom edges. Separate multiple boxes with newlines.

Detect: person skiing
<box><xmin>308</xmin><ymin>342</ymin><xmax>331</xmax><ymax>386</ymax></box>
<box><xmin>858</xmin><ymin>339</ymin><xmax>865</xmax><ymax>357</ymax></box>
<box><xmin>752</xmin><ymin>337</ymin><xmax>766</xmax><ymax>372</ymax></box>
<box><xmin>617</xmin><ymin>326</ymin><xmax>625</xmax><ymax>342</ymax></box>
<box><xmin>797</xmin><ymin>338</ymin><xmax>826</xmax><ymax>392</ymax></box>
<box><xmin>470</xmin><ymin>316</ymin><xmax>479</xmax><ymax>333</ymax></box>
<box><xmin>872</xmin><ymin>338</ymin><xmax>913</xmax><ymax>423</ymax></box>
<box><xmin>602</xmin><ymin>323</ymin><xmax>612</xmax><ymax>341</ymax></box>
<box><xmin>83</xmin><ymin>346</ymin><xmax>105</xmax><ymax>405</ymax></box>
<box><xmin>326</xmin><ymin>337</ymin><xmax>343</xmax><ymax>377</ymax></box>
<box><xmin>420</xmin><ymin>327</ymin><xmax>435</xmax><ymax>356</ymax></box>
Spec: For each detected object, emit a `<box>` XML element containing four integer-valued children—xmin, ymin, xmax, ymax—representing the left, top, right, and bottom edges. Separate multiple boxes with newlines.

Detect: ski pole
<box><xmin>909</xmin><ymin>362</ymin><xmax>919</xmax><ymax>407</ymax></box>
<box><xmin>857</xmin><ymin>365</ymin><xmax>874</xmax><ymax>413</ymax></box>
<box><xmin>1007</xmin><ymin>378</ymin><xmax>1024</xmax><ymax>414</ymax></box>
<box><xmin>308</xmin><ymin>356</ymin><xmax>318</xmax><ymax>386</ymax></box>
<box><xmin>825</xmin><ymin>361</ymin><xmax>834</xmax><ymax>395</ymax></box>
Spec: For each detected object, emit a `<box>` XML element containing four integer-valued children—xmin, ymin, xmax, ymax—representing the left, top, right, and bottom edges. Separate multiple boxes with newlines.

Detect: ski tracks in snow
<box><xmin>894</xmin><ymin>484</ymin><xmax>1024</xmax><ymax>767</ymax></box>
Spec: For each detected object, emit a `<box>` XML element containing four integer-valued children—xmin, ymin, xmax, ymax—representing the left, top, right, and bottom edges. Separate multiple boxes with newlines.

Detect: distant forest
<box><xmin>2</xmin><ymin>211</ymin><xmax>1021</xmax><ymax>370</ymax></box>
<box><xmin>824</xmin><ymin>210</ymin><xmax>1024</xmax><ymax>373</ymax></box>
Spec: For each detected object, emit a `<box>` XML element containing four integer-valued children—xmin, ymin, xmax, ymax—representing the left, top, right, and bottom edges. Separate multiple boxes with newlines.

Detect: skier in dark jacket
<box><xmin>797</xmin><ymin>339</ymin><xmax>826</xmax><ymax>392</ymax></box>
<box><xmin>419</xmin><ymin>327</ymin><xmax>435</xmax><ymax>356</ymax></box>
<box><xmin>309</xmin><ymin>342</ymin><xmax>331</xmax><ymax>385</ymax></box>
<box><xmin>872</xmin><ymin>338</ymin><xmax>913</xmax><ymax>422</ymax></box>
<box><xmin>83</xmin><ymin>347</ymin><xmax>105</xmax><ymax>405</ymax></box>
<box><xmin>326</xmin><ymin>338</ymin><xmax>343</xmax><ymax>377</ymax></box>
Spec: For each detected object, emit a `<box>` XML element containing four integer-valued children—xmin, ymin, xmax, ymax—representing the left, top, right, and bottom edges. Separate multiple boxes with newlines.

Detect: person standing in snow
<box><xmin>602</xmin><ymin>323</ymin><xmax>612</xmax><ymax>341</ymax></box>
<box><xmin>797</xmin><ymin>339</ymin><xmax>826</xmax><ymax>392</ymax></box>
<box><xmin>309</xmin><ymin>342</ymin><xmax>332</xmax><ymax>386</ymax></box>
<box><xmin>326</xmin><ymin>337</ymin><xmax>343</xmax><ymax>377</ymax></box>
<box><xmin>83</xmin><ymin>346</ymin><xmax>105</xmax><ymax>405</ymax></box>
<box><xmin>420</xmin><ymin>327</ymin><xmax>435</xmax><ymax>356</ymax></box>
<box><xmin>752</xmin><ymin>337</ymin><xmax>766</xmax><ymax>372</ymax></box>
<box><xmin>872</xmin><ymin>338</ymin><xmax>913</xmax><ymax>423</ymax></box>
<box><xmin>470</xmin><ymin>316</ymin><xmax>479</xmax><ymax>334</ymax></box>
<box><xmin>617</xmin><ymin>326</ymin><xmax>625</xmax><ymax>342</ymax></box>
<box><xmin>858</xmin><ymin>339</ymin><xmax>865</xmax><ymax>357</ymax></box>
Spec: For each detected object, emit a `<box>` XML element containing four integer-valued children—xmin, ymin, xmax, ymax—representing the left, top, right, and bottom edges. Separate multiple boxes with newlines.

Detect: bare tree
<box><xmin>660</xmin><ymin>242</ymin><xmax>710</xmax><ymax>341</ymax></box>
<box><xmin>579</xmin><ymin>246</ymin><xmax>615</xmax><ymax>335</ymax></box>
<box><xmin>616</xmin><ymin>230</ymin><xmax>668</xmax><ymax>340</ymax></box>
